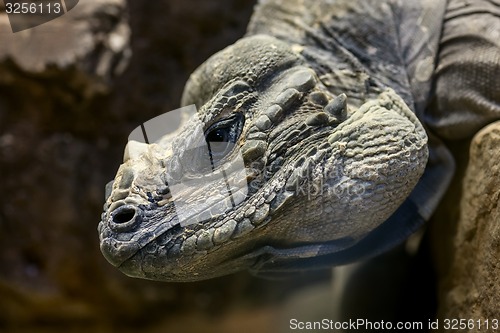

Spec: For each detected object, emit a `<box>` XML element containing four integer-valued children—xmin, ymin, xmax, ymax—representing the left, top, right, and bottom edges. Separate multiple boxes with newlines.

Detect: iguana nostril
<box><xmin>110</xmin><ymin>205</ymin><xmax>142</xmax><ymax>231</ymax></box>
<box><xmin>113</xmin><ymin>207</ymin><xmax>135</xmax><ymax>224</ymax></box>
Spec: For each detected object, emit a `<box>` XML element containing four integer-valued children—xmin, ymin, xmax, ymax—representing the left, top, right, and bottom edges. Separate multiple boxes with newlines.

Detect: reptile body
<box><xmin>99</xmin><ymin>0</ymin><xmax>500</xmax><ymax>281</ymax></box>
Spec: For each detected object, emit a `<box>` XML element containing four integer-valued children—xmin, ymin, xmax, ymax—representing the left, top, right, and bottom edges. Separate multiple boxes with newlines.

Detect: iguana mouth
<box><xmin>99</xmin><ymin>174</ymin><xmax>252</xmax><ymax>269</ymax></box>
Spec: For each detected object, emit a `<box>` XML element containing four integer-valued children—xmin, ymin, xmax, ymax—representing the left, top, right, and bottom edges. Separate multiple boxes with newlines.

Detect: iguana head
<box><xmin>99</xmin><ymin>35</ymin><xmax>428</xmax><ymax>281</ymax></box>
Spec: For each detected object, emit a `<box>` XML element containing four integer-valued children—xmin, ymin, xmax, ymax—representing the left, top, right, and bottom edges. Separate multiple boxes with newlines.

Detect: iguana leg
<box><xmin>427</xmin><ymin>0</ymin><xmax>500</xmax><ymax>139</ymax></box>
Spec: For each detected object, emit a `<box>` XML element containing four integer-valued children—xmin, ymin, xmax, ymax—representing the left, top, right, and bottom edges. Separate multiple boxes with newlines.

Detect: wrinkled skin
<box><xmin>99</xmin><ymin>31</ymin><xmax>428</xmax><ymax>281</ymax></box>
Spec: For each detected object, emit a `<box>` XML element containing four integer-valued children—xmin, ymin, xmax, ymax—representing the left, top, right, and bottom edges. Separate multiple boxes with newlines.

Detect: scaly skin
<box><xmin>99</xmin><ymin>1</ymin><xmax>432</xmax><ymax>281</ymax></box>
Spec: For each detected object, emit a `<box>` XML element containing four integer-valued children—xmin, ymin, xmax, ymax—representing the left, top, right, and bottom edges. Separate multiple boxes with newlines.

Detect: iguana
<box><xmin>99</xmin><ymin>0</ymin><xmax>500</xmax><ymax>281</ymax></box>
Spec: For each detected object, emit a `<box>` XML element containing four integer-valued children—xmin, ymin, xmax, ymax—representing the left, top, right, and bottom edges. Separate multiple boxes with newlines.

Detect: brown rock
<box><xmin>0</xmin><ymin>0</ymin><xmax>130</xmax><ymax>78</ymax></box>
<box><xmin>437</xmin><ymin>121</ymin><xmax>500</xmax><ymax>325</ymax></box>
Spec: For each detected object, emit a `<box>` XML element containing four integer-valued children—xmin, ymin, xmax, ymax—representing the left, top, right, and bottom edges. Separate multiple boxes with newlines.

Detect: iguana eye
<box><xmin>205</xmin><ymin>113</ymin><xmax>244</xmax><ymax>166</ymax></box>
<box><xmin>206</xmin><ymin>128</ymin><xmax>229</xmax><ymax>143</ymax></box>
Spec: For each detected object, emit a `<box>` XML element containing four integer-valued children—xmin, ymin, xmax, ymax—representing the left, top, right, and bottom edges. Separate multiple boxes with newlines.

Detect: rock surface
<box><xmin>436</xmin><ymin>121</ymin><xmax>500</xmax><ymax>325</ymax></box>
<box><xmin>0</xmin><ymin>0</ymin><xmax>130</xmax><ymax>82</ymax></box>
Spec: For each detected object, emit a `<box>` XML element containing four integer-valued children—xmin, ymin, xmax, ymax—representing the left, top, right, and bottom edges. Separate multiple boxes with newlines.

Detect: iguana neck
<box><xmin>248</xmin><ymin>0</ymin><xmax>431</xmax><ymax>112</ymax></box>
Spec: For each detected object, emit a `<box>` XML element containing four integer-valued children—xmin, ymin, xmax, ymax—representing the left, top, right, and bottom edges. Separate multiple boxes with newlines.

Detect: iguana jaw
<box><xmin>99</xmin><ymin>35</ymin><xmax>428</xmax><ymax>281</ymax></box>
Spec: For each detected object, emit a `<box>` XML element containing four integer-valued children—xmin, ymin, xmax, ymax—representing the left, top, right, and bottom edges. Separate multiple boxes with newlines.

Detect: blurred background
<box><xmin>0</xmin><ymin>1</ymin><xmax>498</xmax><ymax>332</ymax></box>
